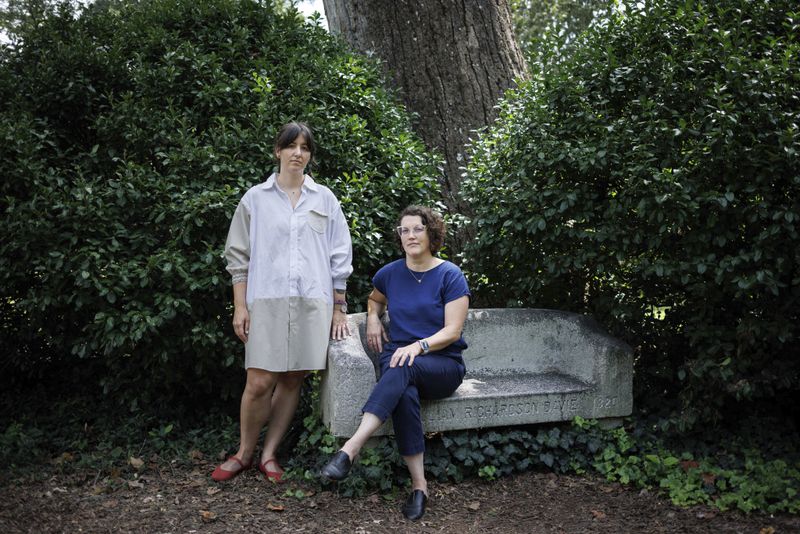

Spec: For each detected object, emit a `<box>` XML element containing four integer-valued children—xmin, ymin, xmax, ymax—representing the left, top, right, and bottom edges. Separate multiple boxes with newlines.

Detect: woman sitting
<box><xmin>321</xmin><ymin>205</ymin><xmax>470</xmax><ymax>521</ymax></box>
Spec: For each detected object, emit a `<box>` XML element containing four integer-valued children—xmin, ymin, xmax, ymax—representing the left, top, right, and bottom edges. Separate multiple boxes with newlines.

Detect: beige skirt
<box><xmin>245</xmin><ymin>297</ymin><xmax>332</xmax><ymax>372</ymax></box>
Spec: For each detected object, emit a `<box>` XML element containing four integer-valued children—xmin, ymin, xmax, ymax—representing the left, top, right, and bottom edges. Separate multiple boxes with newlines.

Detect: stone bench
<box><xmin>320</xmin><ymin>308</ymin><xmax>633</xmax><ymax>438</ymax></box>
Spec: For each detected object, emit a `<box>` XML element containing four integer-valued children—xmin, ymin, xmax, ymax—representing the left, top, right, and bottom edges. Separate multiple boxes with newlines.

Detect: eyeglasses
<box><xmin>396</xmin><ymin>225</ymin><xmax>426</xmax><ymax>237</ymax></box>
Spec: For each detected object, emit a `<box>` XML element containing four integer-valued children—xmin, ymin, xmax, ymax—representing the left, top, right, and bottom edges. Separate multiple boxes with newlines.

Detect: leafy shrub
<box><xmin>509</xmin><ymin>0</ymin><xmax>613</xmax><ymax>66</ymax></box>
<box><xmin>0</xmin><ymin>0</ymin><xmax>440</xmax><ymax>411</ymax></box>
<box><xmin>286</xmin><ymin>414</ymin><xmax>800</xmax><ymax>514</ymax></box>
<box><xmin>461</xmin><ymin>0</ymin><xmax>800</xmax><ymax>429</ymax></box>
<box><xmin>589</xmin><ymin>421</ymin><xmax>800</xmax><ymax>514</ymax></box>
<box><xmin>5</xmin><ymin>386</ymin><xmax>797</xmax><ymax>515</ymax></box>
<box><xmin>0</xmin><ymin>384</ymin><xmax>242</xmax><ymax>483</ymax></box>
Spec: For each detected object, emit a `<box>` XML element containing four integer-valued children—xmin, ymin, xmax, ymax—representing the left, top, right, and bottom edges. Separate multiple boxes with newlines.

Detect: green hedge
<box><xmin>461</xmin><ymin>0</ymin><xmax>800</xmax><ymax>428</ymax></box>
<box><xmin>0</xmin><ymin>0</ymin><xmax>440</xmax><ymax>411</ymax></box>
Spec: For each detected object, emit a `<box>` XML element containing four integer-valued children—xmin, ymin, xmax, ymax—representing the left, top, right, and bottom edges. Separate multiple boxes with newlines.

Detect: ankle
<box><xmin>261</xmin><ymin>457</ymin><xmax>282</xmax><ymax>470</ymax></box>
<box><xmin>412</xmin><ymin>482</ymin><xmax>428</xmax><ymax>495</ymax></box>
<box><xmin>340</xmin><ymin>445</ymin><xmax>359</xmax><ymax>461</ymax></box>
<box><xmin>235</xmin><ymin>449</ymin><xmax>254</xmax><ymax>462</ymax></box>
<box><xmin>260</xmin><ymin>455</ymin><xmax>279</xmax><ymax>466</ymax></box>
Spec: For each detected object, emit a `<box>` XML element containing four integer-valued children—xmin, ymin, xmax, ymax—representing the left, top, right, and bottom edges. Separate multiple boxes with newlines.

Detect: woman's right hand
<box><xmin>233</xmin><ymin>306</ymin><xmax>250</xmax><ymax>343</ymax></box>
<box><xmin>366</xmin><ymin>314</ymin><xmax>388</xmax><ymax>353</ymax></box>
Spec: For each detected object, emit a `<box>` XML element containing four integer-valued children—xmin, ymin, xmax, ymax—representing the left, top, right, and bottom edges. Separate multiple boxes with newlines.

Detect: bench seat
<box><xmin>321</xmin><ymin>308</ymin><xmax>633</xmax><ymax>438</ymax></box>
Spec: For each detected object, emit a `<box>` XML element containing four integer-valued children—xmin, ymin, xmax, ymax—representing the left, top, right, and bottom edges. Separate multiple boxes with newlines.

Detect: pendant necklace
<box><xmin>407</xmin><ymin>266</ymin><xmax>426</xmax><ymax>284</ymax></box>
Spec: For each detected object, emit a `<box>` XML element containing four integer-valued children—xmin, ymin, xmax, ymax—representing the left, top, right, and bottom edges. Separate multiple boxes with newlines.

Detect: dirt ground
<box><xmin>2</xmin><ymin>460</ymin><xmax>798</xmax><ymax>534</ymax></box>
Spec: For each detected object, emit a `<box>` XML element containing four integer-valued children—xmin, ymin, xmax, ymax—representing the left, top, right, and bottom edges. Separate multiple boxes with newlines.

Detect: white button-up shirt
<box><xmin>225</xmin><ymin>173</ymin><xmax>353</xmax><ymax>303</ymax></box>
<box><xmin>224</xmin><ymin>173</ymin><xmax>353</xmax><ymax>372</ymax></box>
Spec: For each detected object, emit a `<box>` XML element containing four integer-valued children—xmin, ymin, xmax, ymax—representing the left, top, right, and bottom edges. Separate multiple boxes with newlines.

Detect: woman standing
<box><xmin>213</xmin><ymin>122</ymin><xmax>353</xmax><ymax>482</ymax></box>
<box><xmin>321</xmin><ymin>206</ymin><xmax>470</xmax><ymax>521</ymax></box>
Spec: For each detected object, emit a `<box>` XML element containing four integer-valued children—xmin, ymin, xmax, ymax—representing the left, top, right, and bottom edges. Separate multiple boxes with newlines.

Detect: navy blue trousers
<box><xmin>362</xmin><ymin>353</ymin><xmax>465</xmax><ymax>456</ymax></box>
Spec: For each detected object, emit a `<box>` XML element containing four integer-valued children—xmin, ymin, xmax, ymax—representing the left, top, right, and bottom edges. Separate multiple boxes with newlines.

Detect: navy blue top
<box><xmin>373</xmin><ymin>259</ymin><xmax>471</xmax><ymax>360</ymax></box>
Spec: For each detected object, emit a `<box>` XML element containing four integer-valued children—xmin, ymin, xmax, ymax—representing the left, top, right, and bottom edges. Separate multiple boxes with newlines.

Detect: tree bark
<box><xmin>323</xmin><ymin>0</ymin><xmax>527</xmax><ymax>242</ymax></box>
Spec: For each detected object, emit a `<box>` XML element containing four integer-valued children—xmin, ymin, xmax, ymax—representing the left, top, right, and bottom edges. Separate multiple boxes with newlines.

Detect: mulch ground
<box><xmin>1</xmin><ymin>461</ymin><xmax>797</xmax><ymax>534</ymax></box>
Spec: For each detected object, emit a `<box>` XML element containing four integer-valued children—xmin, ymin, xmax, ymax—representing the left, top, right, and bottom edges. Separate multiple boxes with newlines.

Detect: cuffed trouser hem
<box><xmin>397</xmin><ymin>444</ymin><xmax>425</xmax><ymax>456</ymax></box>
<box><xmin>362</xmin><ymin>405</ymin><xmax>424</xmax><ymax>455</ymax></box>
<box><xmin>361</xmin><ymin>353</ymin><xmax>465</xmax><ymax>457</ymax></box>
<box><xmin>362</xmin><ymin>403</ymin><xmax>392</xmax><ymax>422</ymax></box>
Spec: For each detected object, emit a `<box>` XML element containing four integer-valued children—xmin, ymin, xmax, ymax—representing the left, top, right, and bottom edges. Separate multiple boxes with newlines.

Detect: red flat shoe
<box><xmin>211</xmin><ymin>456</ymin><xmax>251</xmax><ymax>482</ymax></box>
<box><xmin>258</xmin><ymin>457</ymin><xmax>284</xmax><ymax>482</ymax></box>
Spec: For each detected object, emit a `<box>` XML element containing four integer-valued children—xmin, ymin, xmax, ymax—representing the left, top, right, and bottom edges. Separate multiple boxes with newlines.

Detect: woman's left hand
<box><xmin>330</xmin><ymin>309</ymin><xmax>350</xmax><ymax>340</ymax></box>
<box><xmin>389</xmin><ymin>342</ymin><xmax>423</xmax><ymax>368</ymax></box>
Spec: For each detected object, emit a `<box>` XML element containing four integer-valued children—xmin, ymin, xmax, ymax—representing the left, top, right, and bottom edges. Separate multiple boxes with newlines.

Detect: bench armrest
<box><xmin>320</xmin><ymin>315</ymin><xmax>377</xmax><ymax>437</ymax></box>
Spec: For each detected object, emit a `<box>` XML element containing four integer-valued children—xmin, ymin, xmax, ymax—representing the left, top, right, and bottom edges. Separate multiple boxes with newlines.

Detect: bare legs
<box><xmin>339</xmin><ymin>412</ymin><xmax>382</xmax><ymax>460</ymax></box>
<box><xmin>403</xmin><ymin>453</ymin><xmax>427</xmax><ymax>494</ymax></box>
<box><xmin>259</xmin><ymin>371</ymin><xmax>306</xmax><ymax>473</ymax></box>
<box><xmin>338</xmin><ymin>413</ymin><xmax>428</xmax><ymax>497</ymax></box>
<box><xmin>218</xmin><ymin>368</ymin><xmax>306</xmax><ymax>473</ymax></box>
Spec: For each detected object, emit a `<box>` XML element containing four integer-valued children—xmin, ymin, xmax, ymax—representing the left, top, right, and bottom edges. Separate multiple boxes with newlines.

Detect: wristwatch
<box><xmin>334</xmin><ymin>299</ymin><xmax>347</xmax><ymax>313</ymax></box>
<box><xmin>418</xmin><ymin>339</ymin><xmax>430</xmax><ymax>354</ymax></box>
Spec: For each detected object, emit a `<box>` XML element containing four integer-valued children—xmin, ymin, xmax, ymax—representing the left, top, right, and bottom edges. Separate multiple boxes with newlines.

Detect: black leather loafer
<box><xmin>402</xmin><ymin>489</ymin><xmax>428</xmax><ymax>520</ymax></box>
<box><xmin>320</xmin><ymin>450</ymin><xmax>352</xmax><ymax>481</ymax></box>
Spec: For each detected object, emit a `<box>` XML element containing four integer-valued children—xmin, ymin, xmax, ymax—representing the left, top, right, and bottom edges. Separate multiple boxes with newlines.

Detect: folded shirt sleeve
<box><xmin>224</xmin><ymin>199</ymin><xmax>251</xmax><ymax>285</ymax></box>
<box><xmin>328</xmin><ymin>201</ymin><xmax>353</xmax><ymax>291</ymax></box>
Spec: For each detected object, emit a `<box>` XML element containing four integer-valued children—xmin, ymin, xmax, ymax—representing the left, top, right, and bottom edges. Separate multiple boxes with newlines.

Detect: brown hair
<box><xmin>396</xmin><ymin>205</ymin><xmax>446</xmax><ymax>254</ymax></box>
<box><xmin>273</xmin><ymin>121</ymin><xmax>316</xmax><ymax>167</ymax></box>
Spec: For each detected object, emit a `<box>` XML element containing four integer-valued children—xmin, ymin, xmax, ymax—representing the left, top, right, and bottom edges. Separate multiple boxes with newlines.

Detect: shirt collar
<box><xmin>262</xmin><ymin>173</ymin><xmax>319</xmax><ymax>192</ymax></box>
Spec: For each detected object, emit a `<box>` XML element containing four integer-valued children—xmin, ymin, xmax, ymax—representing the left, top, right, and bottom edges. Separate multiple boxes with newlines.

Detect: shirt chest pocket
<box><xmin>307</xmin><ymin>209</ymin><xmax>329</xmax><ymax>234</ymax></box>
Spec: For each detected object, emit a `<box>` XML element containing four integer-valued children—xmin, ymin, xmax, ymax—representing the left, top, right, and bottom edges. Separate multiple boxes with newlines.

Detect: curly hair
<box><xmin>395</xmin><ymin>205</ymin><xmax>446</xmax><ymax>254</ymax></box>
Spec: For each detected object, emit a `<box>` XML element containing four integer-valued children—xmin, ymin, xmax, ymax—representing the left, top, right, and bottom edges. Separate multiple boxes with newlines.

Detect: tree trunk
<box><xmin>323</xmin><ymin>0</ymin><xmax>527</xmax><ymax>249</ymax></box>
